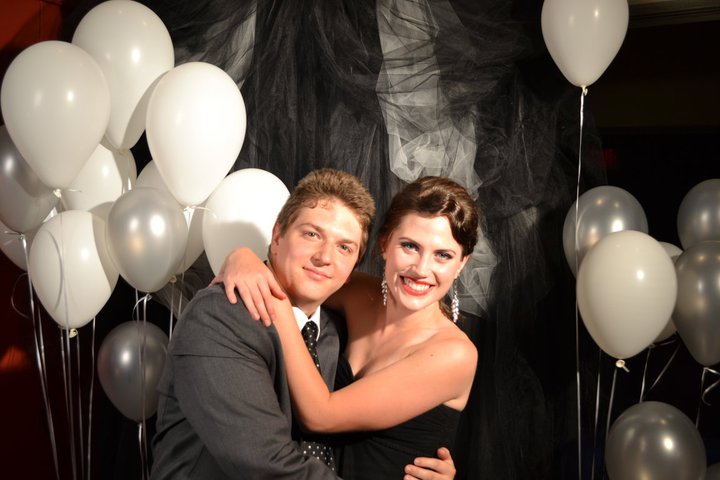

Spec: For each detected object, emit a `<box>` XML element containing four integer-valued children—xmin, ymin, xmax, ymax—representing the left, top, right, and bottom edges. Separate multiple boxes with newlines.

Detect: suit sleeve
<box><xmin>170</xmin><ymin>287</ymin><xmax>339</xmax><ymax>479</ymax></box>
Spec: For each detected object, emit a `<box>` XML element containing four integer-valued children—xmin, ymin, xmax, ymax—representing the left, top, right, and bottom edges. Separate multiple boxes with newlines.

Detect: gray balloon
<box><xmin>677</xmin><ymin>179</ymin><xmax>720</xmax><ymax>250</ymax></box>
<box><xmin>0</xmin><ymin>125</ymin><xmax>58</xmax><ymax>233</ymax></box>
<box><xmin>563</xmin><ymin>185</ymin><xmax>648</xmax><ymax>276</ymax></box>
<box><xmin>106</xmin><ymin>187</ymin><xmax>188</xmax><ymax>292</ymax></box>
<box><xmin>97</xmin><ymin>321</ymin><xmax>169</xmax><ymax>422</ymax></box>
<box><xmin>674</xmin><ymin>241</ymin><xmax>720</xmax><ymax>367</ymax></box>
<box><xmin>706</xmin><ymin>463</ymin><xmax>720</xmax><ymax>480</ymax></box>
<box><xmin>606</xmin><ymin>401</ymin><xmax>706</xmax><ymax>480</ymax></box>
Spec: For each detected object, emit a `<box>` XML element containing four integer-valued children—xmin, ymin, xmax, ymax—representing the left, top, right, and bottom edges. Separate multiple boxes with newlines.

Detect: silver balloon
<box><xmin>97</xmin><ymin>321</ymin><xmax>169</xmax><ymax>422</ymax></box>
<box><xmin>563</xmin><ymin>185</ymin><xmax>648</xmax><ymax>276</ymax></box>
<box><xmin>606</xmin><ymin>401</ymin><xmax>706</xmax><ymax>480</ymax></box>
<box><xmin>674</xmin><ymin>241</ymin><xmax>720</xmax><ymax>367</ymax></box>
<box><xmin>0</xmin><ymin>125</ymin><xmax>59</xmax><ymax>233</ymax></box>
<box><xmin>706</xmin><ymin>463</ymin><xmax>720</xmax><ymax>480</ymax></box>
<box><xmin>677</xmin><ymin>179</ymin><xmax>720</xmax><ymax>250</ymax></box>
<box><xmin>106</xmin><ymin>187</ymin><xmax>188</xmax><ymax>292</ymax></box>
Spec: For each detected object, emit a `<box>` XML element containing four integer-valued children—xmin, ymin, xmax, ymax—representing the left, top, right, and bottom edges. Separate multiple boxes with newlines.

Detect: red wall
<box><xmin>0</xmin><ymin>1</ymin><xmax>80</xmax><ymax>477</ymax></box>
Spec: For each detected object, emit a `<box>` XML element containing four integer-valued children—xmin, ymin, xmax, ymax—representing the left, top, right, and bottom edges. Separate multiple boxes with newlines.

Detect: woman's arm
<box><xmin>211</xmin><ymin>247</ymin><xmax>288</xmax><ymax>325</ymax></box>
<box><xmin>271</xmin><ymin>297</ymin><xmax>478</xmax><ymax>433</ymax></box>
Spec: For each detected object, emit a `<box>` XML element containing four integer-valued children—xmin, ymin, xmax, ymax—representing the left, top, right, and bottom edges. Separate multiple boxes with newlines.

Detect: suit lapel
<box><xmin>317</xmin><ymin>310</ymin><xmax>340</xmax><ymax>391</ymax></box>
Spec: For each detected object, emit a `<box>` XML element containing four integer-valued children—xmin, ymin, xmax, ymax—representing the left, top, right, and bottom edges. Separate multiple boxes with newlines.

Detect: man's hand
<box><xmin>210</xmin><ymin>247</ymin><xmax>287</xmax><ymax>326</ymax></box>
<box><xmin>404</xmin><ymin>447</ymin><xmax>455</xmax><ymax>480</ymax></box>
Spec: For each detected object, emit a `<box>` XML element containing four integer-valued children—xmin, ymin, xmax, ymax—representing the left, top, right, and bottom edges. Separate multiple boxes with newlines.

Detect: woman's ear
<box><xmin>378</xmin><ymin>235</ymin><xmax>388</xmax><ymax>261</ymax></box>
<box><xmin>456</xmin><ymin>255</ymin><xmax>470</xmax><ymax>279</ymax></box>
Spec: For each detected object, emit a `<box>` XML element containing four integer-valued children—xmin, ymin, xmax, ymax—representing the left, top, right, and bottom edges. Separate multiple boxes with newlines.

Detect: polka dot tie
<box><xmin>299</xmin><ymin>321</ymin><xmax>335</xmax><ymax>470</ymax></box>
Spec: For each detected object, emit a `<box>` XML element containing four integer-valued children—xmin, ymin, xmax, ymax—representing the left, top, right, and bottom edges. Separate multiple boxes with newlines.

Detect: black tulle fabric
<box><xmin>64</xmin><ymin>1</ymin><xmax>607</xmax><ymax>478</ymax></box>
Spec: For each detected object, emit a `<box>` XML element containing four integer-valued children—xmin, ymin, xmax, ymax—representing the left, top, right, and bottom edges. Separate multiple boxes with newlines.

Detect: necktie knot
<box><xmin>301</xmin><ymin>321</ymin><xmax>318</xmax><ymax>346</ymax></box>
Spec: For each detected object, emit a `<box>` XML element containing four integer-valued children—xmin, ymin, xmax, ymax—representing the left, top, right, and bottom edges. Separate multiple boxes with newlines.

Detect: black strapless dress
<box><xmin>333</xmin><ymin>355</ymin><xmax>461</xmax><ymax>480</ymax></box>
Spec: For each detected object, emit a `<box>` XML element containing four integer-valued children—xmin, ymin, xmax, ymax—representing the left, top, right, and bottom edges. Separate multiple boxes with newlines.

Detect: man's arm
<box><xmin>169</xmin><ymin>286</ymin><xmax>338</xmax><ymax>479</ymax></box>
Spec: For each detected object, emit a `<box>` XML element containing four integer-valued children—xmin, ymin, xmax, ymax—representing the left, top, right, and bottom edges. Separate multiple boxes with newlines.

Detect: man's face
<box><xmin>270</xmin><ymin>199</ymin><xmax>363</xmax><ymax>315</ymax></box>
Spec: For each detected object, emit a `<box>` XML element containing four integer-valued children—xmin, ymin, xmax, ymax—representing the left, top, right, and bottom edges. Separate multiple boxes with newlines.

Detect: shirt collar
<box><xmin>292</xmin><ymin>306</ymin><xmax>321</xmax><ymax>338</ymax></box>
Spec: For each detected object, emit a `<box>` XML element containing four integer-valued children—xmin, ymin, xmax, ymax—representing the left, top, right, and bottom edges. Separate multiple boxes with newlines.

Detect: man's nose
<box><xmin>312</xmin><ymin>240</ymin><xmax>332</xmax><ymax>264</ymax></box>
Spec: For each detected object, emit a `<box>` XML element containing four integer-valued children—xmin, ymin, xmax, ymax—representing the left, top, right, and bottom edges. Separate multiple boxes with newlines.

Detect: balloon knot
<box><xmin>53</xmin><ymin>189</ymin><xmax>62</xmax><ymax>199</ymax></box>
<box><xmin>69</xmin><ymin>328</ymin><xmax>78</xmax><ymax>338</ymax></box>
<box><xmin>615</xmin><ymin>359</ymin><xmax>629</xmax><ymax>372</ymax></box>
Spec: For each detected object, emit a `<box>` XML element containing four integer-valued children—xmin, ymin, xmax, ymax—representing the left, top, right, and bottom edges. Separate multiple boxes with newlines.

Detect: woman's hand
<box><xmin>404</xmin><ymin>447</ymin><xmax>456</xmax><ymax>480</ymax></box>
<box><xmin>210</xmin><ymin>247</ymin><xmax>287</xmax><ymax>326</ymax></box>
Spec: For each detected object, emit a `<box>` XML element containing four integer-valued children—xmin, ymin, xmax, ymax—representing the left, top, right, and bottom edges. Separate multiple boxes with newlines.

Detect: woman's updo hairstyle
<box><xmin>378</xmin><ymin>176</ymin><xmax>481</xmax><ymax>257</ymax></box>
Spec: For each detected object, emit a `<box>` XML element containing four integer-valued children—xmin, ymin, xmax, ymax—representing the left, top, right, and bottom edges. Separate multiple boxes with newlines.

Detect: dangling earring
<box><xmin>451</xmin><ymin>282</ymin><xmax>459</xmax><ymax>323</ymax></box>
<box><xmin>381</xmin><ymin>276</ymin><xmax>388</xmax><ymax>306</ymax></box>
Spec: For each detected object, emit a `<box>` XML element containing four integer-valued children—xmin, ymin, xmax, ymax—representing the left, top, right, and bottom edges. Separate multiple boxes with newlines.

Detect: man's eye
<box><xmin>304</xmin><ymin>231</ymin><xmax>319</xmax><ymax>238</ymax></box>
<box><xmin>339</xmin><ymin>244</ymin><xmax>353</xmax><ymax>253</ymax></box>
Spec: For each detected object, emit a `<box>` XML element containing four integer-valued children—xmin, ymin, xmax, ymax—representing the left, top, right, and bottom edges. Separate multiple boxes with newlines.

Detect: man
<box><xmin>151</xmin><ymin>169</ymin><xmax>452</xmax><ymax>479</ymax></box>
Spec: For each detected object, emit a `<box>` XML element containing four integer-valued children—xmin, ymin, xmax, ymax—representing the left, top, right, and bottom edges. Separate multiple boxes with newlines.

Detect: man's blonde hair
<box><xmin>274</xmin><ymin>169</ymin><xmax>375</xmax><ymax>261</ymax></box>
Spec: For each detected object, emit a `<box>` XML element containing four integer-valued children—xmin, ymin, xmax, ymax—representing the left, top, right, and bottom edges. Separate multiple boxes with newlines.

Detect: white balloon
<box><xmin>654</xmin><ymin>242</ymin><xmax>683</xmax><ymax>342</ymax></box>
<box><xmin>62</xmin><ymin>141</ymin><xmax>137</xmax><ymax>220</ymax></box>
<box><xmin>29</xmin><ymin>210</ymin><xmax>118</xmax><ymax>329</ymax></box>
<box><xmin>0</xmin><ymin>41</ymin><xmax>110</xmax><ymax>189</ymax></box>
<box><xmin>179</xmin><ymin>206</ymin><xmax>205</xmax><ymax>273</ymax></box>
<box><xmin>1</xmin><ymin>209</ymin><xmax>59</xmax><ymax>270</ymax></box>
<box><xmin>203</xmin><ymin>169</ymin><xmax>289</xmax><ymax>275</ymax></box>
<box><xmin>146</xmin><ymin>62</ymin><xmax>246</xmax><ymax>207</ymax></box>
<box><xmin>577</xmin><ymin>231</ymin><xmax>677</xmax><ymax>360</ymax></box>
<box><xmin>541</xmin><ymin>0</ymin><xmax>628</xmax><ymax>87</ymax></box>
<box><xmin>0</xmin><ymin>125</ymin><xmax>59</xmax><ymax>234</ymax></box>
<box><xmin>136</xmin><ymin>161</ymin><xmax>205</xmax><ymax>273</ymax></box>
<box><xmin>1</xmin><ymin>219</ymin><xmax>34</xmax><ymax>271</ymax></box>
<box><xmin>72</xmin><ymin>0</ymin><xmax>174</xmax><ymax>150</ymax></box>
<box><xmin>136</xmin><ymin>160</ymin><xmax>166</xmax><ymax>190</ymax></box>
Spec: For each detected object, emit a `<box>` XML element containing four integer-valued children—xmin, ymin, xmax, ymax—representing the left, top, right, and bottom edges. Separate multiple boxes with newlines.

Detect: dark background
<box><xmin>1</xmin><ymin>1</ymin><xmax>719</xmax><ymax>479</ymax></box>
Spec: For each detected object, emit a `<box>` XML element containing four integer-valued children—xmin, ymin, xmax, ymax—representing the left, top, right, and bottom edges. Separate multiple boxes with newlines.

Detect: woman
<box><xmin>216</xmin><ymin>176</ymin><xmax>481</xmax><ymax>479</ymax></box>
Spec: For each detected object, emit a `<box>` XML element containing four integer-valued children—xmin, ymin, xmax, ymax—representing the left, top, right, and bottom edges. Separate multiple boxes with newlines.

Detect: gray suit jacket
<box><xmin>151</xmin><ymin>284</ymin><xmax>341</xmax><ymax>479</ymax></box>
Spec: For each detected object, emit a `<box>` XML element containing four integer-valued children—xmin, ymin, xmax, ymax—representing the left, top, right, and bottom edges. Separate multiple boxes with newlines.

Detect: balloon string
<box><xmin>75</xmin><ymin>331</ymin><xmax>85</xmax><ymax>480</ymax></box>
<box><xmin>574</xmin><ymin>85</ymin><xmax>588</xmax><ymax>480</ymax></box>
<box><xmin>60</xmin><ymin>328</ymin><xmax>79</xmax><ymax>480</ymax></box>
<box><xmin>178</xmin><ymin>269</ymin><xmax>186</xmax><ymax>319</ymax></box>
<box><xmin>590</xmin><ymin>349</ymin><xmax>602</xmax><ymax>480</ymax></box>
<box><xmin>181</xmin><ymin>206</ymin><xmax>195</xmax><ymax>271</ymax></box>
<box><xmin>605</xmin><ymin>364</ymin><xmax>621</xmax><ymax>441</ymax></box>
<box><xmin>639</xmin><ymin>346</ymin><xmax>652</xmax><ymax>402</ymax></box>
<box><xmin>137</xmin><ymin>423</ymin><xmax>148</xmax><ymax>480</ymax></box>
<box><xmin>696</xmin><ymin>367</ymin><xmax>708</xmax><ymax>427</ymax></box>
<box><xmin>697</xmin><ymin>367</ymin><xmax>720</xmax><ymax>427</ymax></box>
<box><xmin>701</xmin><ymin>367</ymin><xmax>720</xmax><ymax>406</ymax></box>
<box><xmin>641</xmin><ymin>341</ymin><xmax>680</xmax><ymax>402</ymax></box>
<box><xmin>58</xmin><ymin>206</ymin><xmax>79</xmax><ymax>480</ymax></box>
<box><xmin>168</xmin><ymin>277</ymin><xmax>176</xmax><ymax>341</ymax></box>
<box><xmin>17</xmin><ymin>236</ymin><xmax>60</xmax><ymax>480</ymax></box>
<box><xmin>87</xmin><ymin>318</ymin><xmax>96</xmax><ymax>480</ymax></box>
<box><xmin>139</xmin><ymin>295</ymin><xmax>151</xmax><ymax>479</ymax></box>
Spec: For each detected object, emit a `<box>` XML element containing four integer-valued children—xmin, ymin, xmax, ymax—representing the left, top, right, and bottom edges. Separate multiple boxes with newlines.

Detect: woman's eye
<box><xmin>437</xmin><ymin>252</ymin><xmax>453</xmax><ymax>260</ymax></box>
<box><xmin>339</xmin><ymin>244</ymin><xmax>353</xmax><ymax>254</ymax></box>
<box><xmin>401</xmin><ymin>241</ymin><xmax>418</xmax><ymax>251</ymax></box>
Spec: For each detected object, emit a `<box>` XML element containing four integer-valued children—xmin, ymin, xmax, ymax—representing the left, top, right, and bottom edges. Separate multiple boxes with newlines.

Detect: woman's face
<box><xmin>382</xmin><ymin>212</ymin><xmax>468</xmax><ymax>316</ymax></box>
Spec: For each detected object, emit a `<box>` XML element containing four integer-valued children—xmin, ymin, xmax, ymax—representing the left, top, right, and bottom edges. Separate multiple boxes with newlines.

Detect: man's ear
<box><xmin>270</xmin><ymin>223</ymin><xmax>282</xmax><ymax>250</ymax></box>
